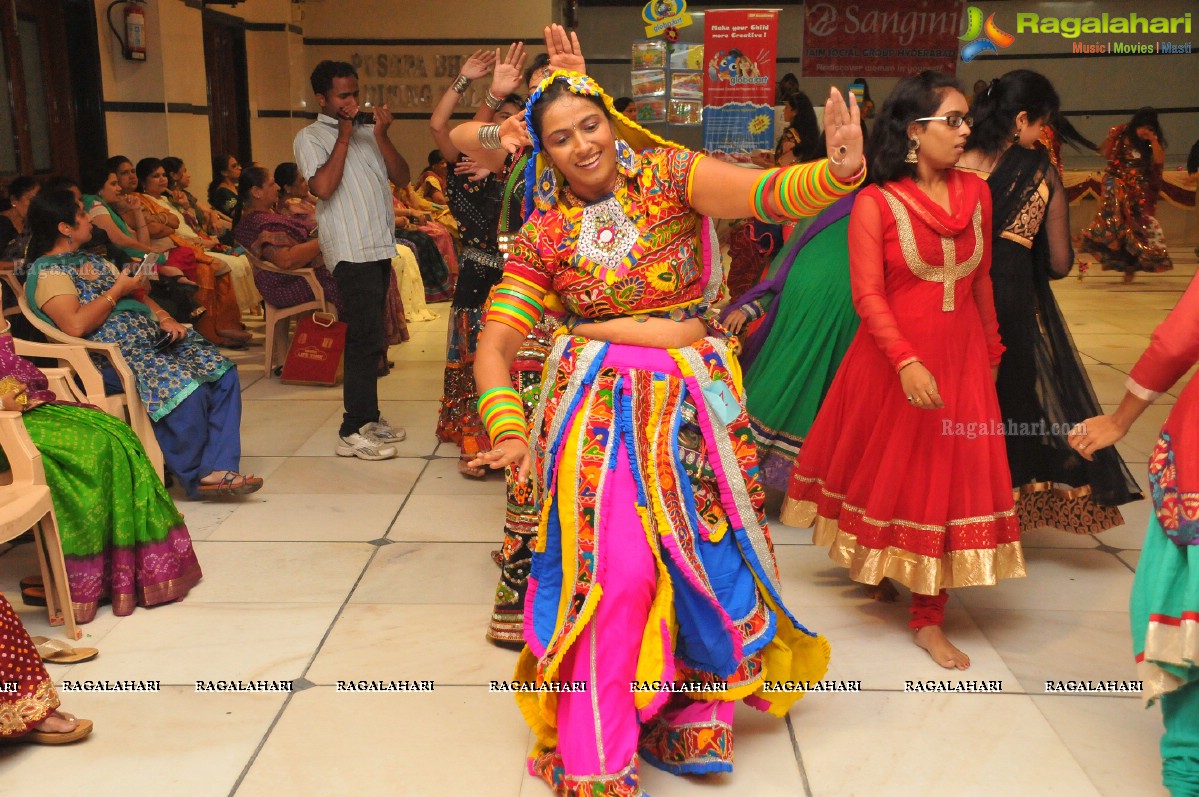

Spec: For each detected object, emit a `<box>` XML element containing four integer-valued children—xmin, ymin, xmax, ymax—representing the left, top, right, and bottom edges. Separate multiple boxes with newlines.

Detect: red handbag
<box><xmin>281</xmin><ymin>312</ymin><xmax>346</xmax><ymax>386</ymax></box>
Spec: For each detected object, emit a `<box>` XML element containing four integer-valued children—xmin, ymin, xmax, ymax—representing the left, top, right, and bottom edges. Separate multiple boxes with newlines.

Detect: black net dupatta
<box><xmin>991</xmin><ymin>146</ymin><xmax>1144</xmax><ymax>507</ymax></box>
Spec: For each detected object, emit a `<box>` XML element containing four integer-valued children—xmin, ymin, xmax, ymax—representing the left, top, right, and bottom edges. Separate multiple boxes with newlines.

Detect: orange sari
<box><xmin>132</xmin><ymin>193</ymin><xmax>245</xmax><ymax>346</ymax></box>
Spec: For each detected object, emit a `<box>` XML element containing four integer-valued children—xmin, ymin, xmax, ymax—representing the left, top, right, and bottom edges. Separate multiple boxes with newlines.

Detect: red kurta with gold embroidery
<box><xmin>782</xmin><ymin>172</ymin><xmax>1025</xmax><ymax>595</ymax></box>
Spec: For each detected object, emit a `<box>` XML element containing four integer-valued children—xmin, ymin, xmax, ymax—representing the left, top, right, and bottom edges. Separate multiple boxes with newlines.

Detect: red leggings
<box><xmin>908</xmin><ymin>590</ymin><xmax>948</xmax><ymax>629</ymax></box>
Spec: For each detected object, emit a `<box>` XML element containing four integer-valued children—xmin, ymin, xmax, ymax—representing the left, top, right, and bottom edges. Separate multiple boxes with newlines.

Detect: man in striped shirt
<box><xmin>295</xmin><ymin>60</ymin><xmax>411</xmax><ymax>460</ymax></box>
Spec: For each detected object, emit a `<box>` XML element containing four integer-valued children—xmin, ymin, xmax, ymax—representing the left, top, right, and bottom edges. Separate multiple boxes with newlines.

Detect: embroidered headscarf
<box><xmin>522</xmin><ymin>70</ymin><xmax>682</xmax><ymax>219</ymax></box>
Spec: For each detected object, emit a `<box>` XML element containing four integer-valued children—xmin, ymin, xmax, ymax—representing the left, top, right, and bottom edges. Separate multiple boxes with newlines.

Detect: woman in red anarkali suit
<box><xmin>781</xmin><ymin>72</ymin><xmax>1025</xmax><ymax>669</ymax></box>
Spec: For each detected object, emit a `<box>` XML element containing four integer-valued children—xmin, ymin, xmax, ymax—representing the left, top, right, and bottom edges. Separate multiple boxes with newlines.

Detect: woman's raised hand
<box><xmin>498</xmin><ymin>113</ymin><xmax>533</xmax><ymax>154</ymax></box>
<box><xmin>491</xmin><ymin>42</ymin><xmax>527</xmax><ymax>97</ymax></box>
<box><xmin>460</xmin><ymin>49</ymin><xmax>497</xmax><ymax>80</ymax></box>
<box><xmin>544</xmin><ymin>23</ymin><xmax>585</xmax><ymax>75</ymax></box>
<box><xmin>824</xmin><ymin>87</ymin><xmax>864</xmax><ymax>181</ymax></box>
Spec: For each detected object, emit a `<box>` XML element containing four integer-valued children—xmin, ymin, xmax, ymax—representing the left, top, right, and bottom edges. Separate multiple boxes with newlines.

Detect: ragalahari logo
<box><xmin>960</xmin><ymin>6</ymin><xmax>1015</xmax><ymax>62</ymax></box>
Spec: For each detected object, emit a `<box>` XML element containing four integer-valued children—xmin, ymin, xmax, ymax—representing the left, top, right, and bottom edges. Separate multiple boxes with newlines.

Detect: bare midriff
<box><xmin>568</xmin><ymin>316</ymin><xmax>707</xmax><ymax>349</ymax></box>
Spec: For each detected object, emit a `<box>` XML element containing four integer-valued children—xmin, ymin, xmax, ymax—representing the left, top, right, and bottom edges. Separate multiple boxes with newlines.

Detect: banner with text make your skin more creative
<box><xmin>702</xmin><ymin>8</ymin><xmax>779</xmax><ymax>163</ymax></box>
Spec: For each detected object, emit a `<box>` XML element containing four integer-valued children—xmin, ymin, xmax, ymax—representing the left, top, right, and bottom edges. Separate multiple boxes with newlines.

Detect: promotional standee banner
<box><xmin>802</xmin><ymin>0</ymin><xmax>964</xmax><ymax>78</ymax></box>
<box><xmin>702</xmin><ymin>9</ymin><xmax>779</xmax><ymax>162</ymax></box>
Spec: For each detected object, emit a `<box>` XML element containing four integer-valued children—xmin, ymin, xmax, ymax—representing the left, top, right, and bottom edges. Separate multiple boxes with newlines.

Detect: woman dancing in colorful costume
<box><xmin>468</xmin><ymin>63</ymin><xmax>864</xmax><ymax>795</ymax></box>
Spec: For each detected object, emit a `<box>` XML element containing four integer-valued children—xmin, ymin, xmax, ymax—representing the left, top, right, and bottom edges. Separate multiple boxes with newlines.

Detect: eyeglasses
<box><xmin>913</xmin><ymin>114</ymin><xmax>973</xmax><ymax>128</ymax></box>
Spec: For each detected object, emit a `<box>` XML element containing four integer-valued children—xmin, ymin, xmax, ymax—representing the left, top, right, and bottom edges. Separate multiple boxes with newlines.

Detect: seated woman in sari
<box><xmin>25</xmin><ymin>189</ymin><xmax>263</xmax><ymax>499</ymax></box>
<box><xmin>400</xmin><ymin>175</ymin><xmax>459</xmax><ymax>241</ymax></box>
<box><xmin>273</xmin><ymin>162</ymin><xmax>318</xmax><ymax>230</ymax></box>
<box><xmin>133</xmin><ymin>158</ymin><xmax>261</xmax><ymax>327</ymax></box>
<box><xmin>417</xmin><ymin>150</ymin><xmax>449</xmax><ymax>205</ymax></box>
<box><xmin>232</xmin><ymin>166</ymin><xmax>343</xmax><ymax>316</ymax></box>
<box><xmin>80</xmin><ymin>167</ymin><xmax>206</xmax><ymax>327</ymax></box>
<box><xmin>163</xmin><ymin>156</ymin><xmax>230</xmax><ymax>239</ymax></box>
<box><xmin>234</xmin><ymin>167</ymin><xmax>410</xmax><ymax>356</ymax></box>
<box><xmin>0</xmin><ymin>293</ymin><xmax>202</xmax><ymax>621</ymax></box>
<box><xmin>207</xmin><ymin>153</ymin><xmax>241</xmax><ymax>220</ymax></box>
<box><xmin>0</xmin><ymin>594</ymin><xmax>92</xmax><ymax>743</ymax></box>
<box><xmin>392</xmin><ymin>182</ymin><xmax>456</xmax><ymax>299</ymax></box>
<box><xmin>461</xmin><ymin>44</ymin><xmax>863</xmax><ymax>792</ymax></box>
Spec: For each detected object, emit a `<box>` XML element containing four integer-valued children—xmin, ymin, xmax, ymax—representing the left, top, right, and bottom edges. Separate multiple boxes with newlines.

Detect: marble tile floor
<box><xmin>0</xmin><ymin>249</ymin><xmax>1194</xmax><ymax>796</ymax></box>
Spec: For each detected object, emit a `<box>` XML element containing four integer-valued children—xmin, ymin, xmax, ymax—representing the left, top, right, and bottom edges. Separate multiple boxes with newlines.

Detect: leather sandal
<box><xmin>0</xmin><ymin>713</ymin><xmax>93</xmax><ymax>745</ymax></box>
<box><xmin>32</xmin><ymin>637</ymin><xmax>98</xmax><ymax>665</ymax></box>
<box><xmin>21</xmin><ymin>585</ymin><xmax>46</xmax><ymax>607</ymax></box>
<box><xmin>196</xmin><ymin>472</ymin><xmax>264</xmax><ymax>497</ymax></box>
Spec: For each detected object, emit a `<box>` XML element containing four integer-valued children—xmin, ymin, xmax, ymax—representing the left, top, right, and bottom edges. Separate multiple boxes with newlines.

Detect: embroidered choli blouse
<box><xmin>504</xmin><ymin>147</ymin><xmax>717</xmax><ymax>320</ymax></box>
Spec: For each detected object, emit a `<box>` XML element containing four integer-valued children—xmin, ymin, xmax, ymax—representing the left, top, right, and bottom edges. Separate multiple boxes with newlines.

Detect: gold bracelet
<box><xmin>101</xmin><ymin>293</ymin><xmax>116</xmax><ymax>309</ymax></box>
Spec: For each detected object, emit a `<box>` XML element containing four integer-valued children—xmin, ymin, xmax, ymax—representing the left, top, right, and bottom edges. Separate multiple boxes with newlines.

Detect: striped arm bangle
<box><xmin>451</xmin><ymin>74</ymin><xmax>471</xmax><ymax>94</ymax></box>
<box><xmin>478</xmin><ymin>386</ymin><xmax>528</xmax><ymax>447</ymax></box>
<box><xmin>484</xmin><ymin>91</ymin><xmax>505</xmax><ymax>111</ymax></box>
<box><xmin>478</xmin><ymin>124</ymin><xmax>503</xmax><ymax>150</ymax></box>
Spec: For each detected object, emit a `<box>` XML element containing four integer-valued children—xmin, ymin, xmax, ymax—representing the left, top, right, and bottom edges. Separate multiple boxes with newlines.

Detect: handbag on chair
<box><xmin>280</xmin><ymin>312</ymin><xmax>345</xmax><ymax>386</ymax></box>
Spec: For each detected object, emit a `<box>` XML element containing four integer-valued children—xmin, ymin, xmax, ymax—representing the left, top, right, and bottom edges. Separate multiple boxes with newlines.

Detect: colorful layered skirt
<box><xmin>516</xmin><ymin>334</ymin><xmax>830</xmax><ymax>794</ymax></box>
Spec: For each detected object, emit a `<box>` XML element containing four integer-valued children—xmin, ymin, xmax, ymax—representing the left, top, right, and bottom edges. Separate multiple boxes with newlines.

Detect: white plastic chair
<box><xmin>244</xmin><ymin>251</ymin><xmax>330</xmax><ymax>378</ymax></box>
<box><xmin>4</xmin><ymin>275</ymin><xmax>165</xmax><ymax>481</ymax></box>
<box><xmin>0</xmin><ymin>410</ymin><xmax>79</xmax><ymax>639</ymax></box>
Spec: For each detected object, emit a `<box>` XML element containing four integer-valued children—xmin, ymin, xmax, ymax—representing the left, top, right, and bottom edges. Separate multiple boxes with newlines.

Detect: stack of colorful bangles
<box><xmin>751</xmin><ymin>158</ymin><xmax>866</xmax><ymax>224</ymax></box>
<box><xmin>478</xmin><ymin>386</ymin><xmax>528</xmax><ymax>447</ymax></box>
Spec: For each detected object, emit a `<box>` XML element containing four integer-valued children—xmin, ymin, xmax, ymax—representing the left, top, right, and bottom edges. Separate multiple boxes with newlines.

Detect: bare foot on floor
<box><xmin>866</xmin><ymin>578</ymin><xmax>899</xmax><ymax>602</ymax></box>
<box><xmin>914</xmin><ymin>625</ymin><xmax>970</xmax><ymax>670</ymax></box>
<box><xmin>458</xmin><ymin>457</ymin><xmax>486</xmax><ymax>478</ymax></box>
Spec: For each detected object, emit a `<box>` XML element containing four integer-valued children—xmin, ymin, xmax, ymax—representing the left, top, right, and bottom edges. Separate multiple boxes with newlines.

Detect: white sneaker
<box><xmin>336</xmin><ymin>430</ymin><xmax>398</xmax><ymax>460</ymax></box>
<box><xmin>364</xmin><ymin>417</ymin><xmax>406</xmax><ymax>443</ymax></box>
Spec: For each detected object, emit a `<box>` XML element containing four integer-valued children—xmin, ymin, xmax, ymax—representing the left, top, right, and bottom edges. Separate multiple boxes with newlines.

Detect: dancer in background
<box><xmin>1080</xmin><ymin>107</ymin><xmax>1173</xmax><ymax>282</ymax></box>
<box><xmin>1070</xmin><ymin>272</ymin><xmax>1199</xmax><ymax>797</ymax></box>
<box><xmin>430</xmin><ymin>44</ymin><xmax>527</xmax><ymax>478</ymax></box>
<box><xmin>959</xmin><ymin>70</ymin><xmax>1142</xmax><ymax>534</ymax></box>
<box><xmin>452</xmin><ymin>42</ymin><xmax>574</xmax><ymax>648</ymax></box>
<box><xmin>784</xmin><ymin>71</ymin><xmax>1022</xmax><ymax>670</ymax></box>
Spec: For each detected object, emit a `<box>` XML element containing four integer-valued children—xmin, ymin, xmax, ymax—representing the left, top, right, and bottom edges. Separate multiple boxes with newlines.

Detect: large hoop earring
<box><xmin>905</xmin><ymin>137</ymin><xmax>920</xmax><ymax>164</ymax></box>
<box><xmin>615</xmin><ymin>138</ymin><xmax>637</xmax><ymax>177</ymax></box>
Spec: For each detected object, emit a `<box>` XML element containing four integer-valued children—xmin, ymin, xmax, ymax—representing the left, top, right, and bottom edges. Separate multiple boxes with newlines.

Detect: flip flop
<box><xmin>22</xmin><ymin>713</ymin><xmax>93</xmax><ymax>745</ymax></box>
<box><xmin>196</xmin><ymin>472</ymin><xmax>264</xmax><ymax>497</ymax></box>
<box><xmin>31</xmin><ymin>637</ymin><xmax>99</xmax><ymax>665</ymax></box>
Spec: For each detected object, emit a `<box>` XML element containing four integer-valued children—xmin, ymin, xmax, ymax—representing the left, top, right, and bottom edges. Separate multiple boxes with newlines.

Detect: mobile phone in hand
<box><xmin>136</xmin><ymin>253</ymin><xmax>158</xmax><ymax>277</ymax></box>
<box><xmin>353</xmin><ymin>103</ymin><xmax>376</xmax><ymax>126</ymax></box>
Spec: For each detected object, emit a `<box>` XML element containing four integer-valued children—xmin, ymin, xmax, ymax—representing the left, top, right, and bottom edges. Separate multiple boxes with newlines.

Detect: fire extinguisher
<box><xmin>107</xmin><ymin>0</ymin><xmax>148</xmax><ymax>62</ymax></box>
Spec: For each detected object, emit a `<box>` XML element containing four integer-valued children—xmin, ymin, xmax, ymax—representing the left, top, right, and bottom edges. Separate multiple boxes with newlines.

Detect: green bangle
<box><xmin>752</xmin><ymin>172</ymin><xmax>774</xmax><ymax>222</ymax></box>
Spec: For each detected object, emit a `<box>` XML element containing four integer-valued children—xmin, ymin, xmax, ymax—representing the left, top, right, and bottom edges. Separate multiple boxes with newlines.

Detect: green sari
<box><xmin>0</xmin><ymin>333</ymin><xmax>201</xmax><ymax>622</ymax></box>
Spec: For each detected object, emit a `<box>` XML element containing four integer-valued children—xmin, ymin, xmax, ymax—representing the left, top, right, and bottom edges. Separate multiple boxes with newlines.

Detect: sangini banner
<box><xmin>802</xmin><ymin>0</ymin><xmax>964</xmax><ymax>77</ymax></box>
<box><xmin>702</xmin><ymin>8</ymin><xmax>779</xmax><ymax>162</ymax></box>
